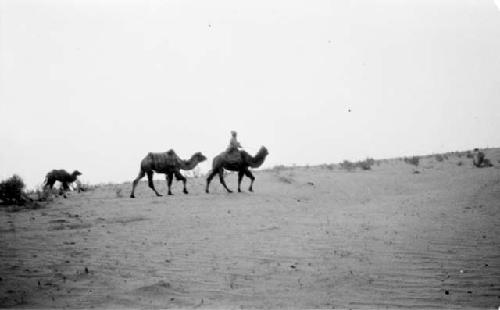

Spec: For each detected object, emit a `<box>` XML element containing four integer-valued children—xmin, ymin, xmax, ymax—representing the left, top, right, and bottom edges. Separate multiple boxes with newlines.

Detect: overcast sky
<box><xmin>1</xmin><ymin>0</ymin><xmax>500</xmax><ymax>188</ymax></box>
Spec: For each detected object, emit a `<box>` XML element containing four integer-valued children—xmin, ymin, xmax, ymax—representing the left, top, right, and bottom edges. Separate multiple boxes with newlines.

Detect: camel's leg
<box><xmin>61</xmin><ymin>182</ymin><xmax>70</xmax><ymax>198</ymax></box>
<box><xmin>206</xmin><ymin>170</ymin><xmax>217</xmax><ymax>193</ymax></box>
<box><xmin>147</xmin><ymin>171</ymin><xmax>162</xmax><ymax>197</ymax></box>
<box><xmin>237</xmin><ymin>171</ymin><xmax>244</xmax><ymax>192</ymax></box>
<box><xmin>219</xmin><ymin>169</ymin><xmax>233</xmax><ymax>193</ymax></box>
<box><xmin>130</xmin><ymin>170</ymin><xmax>146</xmax><ymax>198</ymax></box>
<box><xmin>43</xmin><ymin>181</ymin><xmax>54</xmax><ymax>199</ymax></box>
<box><xmin>166</xmin><ymin>172</ymin><xmax>174</xmax><ymax>195</ymax></box>
<box><xmin>46</xmin><ymin>180</ymin><xmax>55</xmax><ymax>190</ymax></box>
<box><xmin>174</xmin><ymin>170</ymin><xmax>188</xmax><ymax>194</ymax></box>
<box><xmin>243</xmin><ymin>168</ymin><xmax>255</xmax><ymax>192</ymax></box>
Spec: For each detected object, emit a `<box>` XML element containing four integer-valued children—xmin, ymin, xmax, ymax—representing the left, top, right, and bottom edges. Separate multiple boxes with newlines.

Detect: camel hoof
<box><xmin>249</xmin><ymin>189</ymin><xmax>253</xmax><ymax>192</ymax></box>
<box><xmin>130</xmin><ymin>194</ymin><xmax>135</xmax><ymax>199</ymax></box>
<box><xmin>227</xmin><ymin>190</ymin><xmax>233</xmax><ymax>194</ymax></box>
<box><xmin>238</xmin><ymin>189</ymin><xmax>242</xmax><ymax>193</ymax></box>
<box><xmin>168</xmin><ymin>192</ymin><xmax>173</xmax><ymax>196</ymax></box>
<box><xmin>156</xmin><ymin>194</ymin><xmax>163</xmax><ymax>197</ymax></box>
<box><xmin>205</xmin><ymin>189</ymin><xmax>209</xmax><ymax>194</ymax></box>
<box><xmin>183</xmin><ymin>190</ymin><xmax>188</xmax><ymax>194</ymax></box>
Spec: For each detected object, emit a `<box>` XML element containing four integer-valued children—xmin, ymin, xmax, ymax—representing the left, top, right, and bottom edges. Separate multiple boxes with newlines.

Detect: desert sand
<box><xmin>1</xmin><ymin>151</ymin><xmax>500</xmax><ymax>309</ymax></box>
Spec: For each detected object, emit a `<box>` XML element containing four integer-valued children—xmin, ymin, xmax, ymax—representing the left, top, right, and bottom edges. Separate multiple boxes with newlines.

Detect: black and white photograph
<box><xmin>1</xmin><ymin>0</ymin><xmax>499</xmax><ymax>308</ymax></box>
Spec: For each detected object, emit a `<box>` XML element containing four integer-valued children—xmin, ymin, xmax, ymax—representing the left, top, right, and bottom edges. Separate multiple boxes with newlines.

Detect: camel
<box><xmin>44</xmin><ymin>170</ymin><xmax>82</xmax><ymax>198</ymax></box>
<box><xmin>130</xmin><ymin>149</ymin><xmax>207</xmax><ymax>198</ymax></box>
<box><xmin>205</xmin><ymin>146</ymin><xmax>269</xmax><ymax>193</ymax></box>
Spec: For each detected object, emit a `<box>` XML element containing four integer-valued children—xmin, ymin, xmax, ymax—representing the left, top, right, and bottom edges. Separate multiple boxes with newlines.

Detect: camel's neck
<box><xmin>248</xmin><ymin>152</ymin><xmax>267</xmax><ymax>168</ymax></box>
<box><xmin>180</xmin><ymin>157</ymin><xmax>200</xmax><ymax>170</ymax></box>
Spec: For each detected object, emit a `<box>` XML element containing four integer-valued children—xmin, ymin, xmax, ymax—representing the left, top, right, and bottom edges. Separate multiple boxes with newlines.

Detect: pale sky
<box><xmin>1</xmin><ymin>0</ymin><xmax>500</xmax><ymax>188</ymax></box>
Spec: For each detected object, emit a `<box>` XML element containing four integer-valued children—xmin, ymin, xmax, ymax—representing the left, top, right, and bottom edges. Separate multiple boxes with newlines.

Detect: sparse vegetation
<box><xmin>340</xmin><ymin>160</ymin><xmax>356</xmax><ymax>171</ymax></box>
<box><xmin>404</xmin><ymin>156</ymin><xmax>420</xmax><ymax>167</ymax></box>
<box><xmin>482</xmin><ymin>158</ymin><xmax>493</xmax><ymax>167</ymax></box>
<box><xmin>0</xmin><ymin>174</ymin><xmax>26</xmax><ymax>205</ymax></box>
<box><xmin>434</xmin><ymin>154</ymin><xmax>444</xmax><ymax>162</ymax></box>
<box><xmin>320</xmin><ymin>163</ymin><xmax>335</xmax><ymax>170</ymax></box>
<box><xmin>78</xmin><ymin>183</ymin><xmax>98</xmax><ymax>192</ymax></box>
<box><xmin>356</xmin><ymin>158</ymin><xmax>375</xmax><ymax>170</ymax></box>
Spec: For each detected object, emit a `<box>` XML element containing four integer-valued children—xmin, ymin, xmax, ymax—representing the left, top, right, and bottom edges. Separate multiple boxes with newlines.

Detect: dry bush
<box><xmin>356</xmin><ymin>158</ymin><xmax>375</xmax><ymax>170</ymax></box>
<box><xmin>483</xmin><ymin>158</ymin><xmax>493</xmax><ymax>167</ymax></box>
<box><xmin>404</xmin><ymin>156</ymin><xmax>420</xmax><ymax>167</ymax></box>
<box><xmin>78</xmin><ymin>183</ymin><xmax>98</xmax><ymax>192</ymax></box>
<box><xmin>320</xmin><ymin>163</ymin><xmax>335</xmax><ymax>170</ymax></box>
<box><xmin>340</xmin><ymin>160</ymin><xmax>356</xmax><ymax>171</ymax></box>
<box><xmin>35</xmin><ymin>187</ymin><xmax>56</xmax><ymax>202</ymax></box>
<box><xmin>434</xmin><ymin>154</ymin><xmax>444</xmax><ymax>162</ymax></box>
<box><xmin>0</xmin><ymin>175</ymin><xmax>26</xmax><ymax>205</ymax></box>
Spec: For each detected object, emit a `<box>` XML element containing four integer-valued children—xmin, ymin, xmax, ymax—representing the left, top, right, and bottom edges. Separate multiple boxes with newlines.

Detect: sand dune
<box><xmin>1</xmin><ymin>151</ymin><xmax>500</xmax><ymax>308</ymax></box>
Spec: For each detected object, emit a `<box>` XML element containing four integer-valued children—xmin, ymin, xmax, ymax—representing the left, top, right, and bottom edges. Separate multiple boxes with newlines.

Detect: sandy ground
<box><xmin>1</xmin><ymin>151</ymin><xmax>500</xmax><ymax>309</ymax></box>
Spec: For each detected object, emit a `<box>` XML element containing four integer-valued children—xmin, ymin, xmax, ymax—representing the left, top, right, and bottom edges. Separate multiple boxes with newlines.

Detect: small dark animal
<box><xmin>44</xmin><ymin>170</ymin><xmax>82</xmax><ymax>197</ymax></box>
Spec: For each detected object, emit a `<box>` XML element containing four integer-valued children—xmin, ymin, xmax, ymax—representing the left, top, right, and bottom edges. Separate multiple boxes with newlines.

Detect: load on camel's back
<box><xmin>44</xmin><ymin>169</ymin><xmax>82</xmax><ymax>198</ymax></box>
<box><xmin>472</xmin><ymin>148</ymin><xmax>493</xmax><ymax>168</ymax></box>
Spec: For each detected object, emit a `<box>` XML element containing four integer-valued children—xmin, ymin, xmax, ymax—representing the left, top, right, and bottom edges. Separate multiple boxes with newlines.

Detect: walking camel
<box><xmin>130</xmin><ymin>149</ymin><xmax>206</xmax><ymax>198</ymax></box>
<box><xmin>205</xmin><ymin>146</ymin><xmax>269</xmax><ymax>193</ymax></box>
<box><xmin>44</xmin><ymin>169</ymin><xmax>82</xmax><ymax>198</ymax></box>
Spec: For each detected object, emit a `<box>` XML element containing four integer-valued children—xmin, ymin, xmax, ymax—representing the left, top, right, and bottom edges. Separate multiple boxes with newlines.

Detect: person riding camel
<box><xmin>227</xmin><ymin>130</ymin><xmax>242</xmax><ymax>153</ymax></box>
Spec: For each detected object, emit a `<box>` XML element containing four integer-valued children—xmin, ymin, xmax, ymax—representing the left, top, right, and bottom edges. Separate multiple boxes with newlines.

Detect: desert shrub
<box><xmin>404</xmin><ymin>156</ymin><xmax>420</xmax><ymax>167</ymax></box>
<box><xmin>356</xmin><ymin>158</ymin><xmax>375</xmax><ymax>170</ymax></box>
<box><xmin>36</xmin><ymin>187</ymin><xmax>56</xmax><ymax>202</ymax></box>
<box><xmin>320</xmin><ymin>163</ymin><xmax>335</xmax><ymax>170</ymax></box>
<box><xmin>0</xmin><ymin>175</ymin><xmax>26</xmax><ymax>205</ymax></box>
<box><xmin>434</xmin><ymin>154</ymin><xmax>444</xmax><ymax>162</ymax></box>
<box><xmin>457</xmin><ymin>161</ymin><xmax>463</xmax><ymax>166</ymax></box>
<box><xmin>466</xmin><ymin>151</ymin><xmax>473</xmax><ymax>159</ymax></box>
<box><xmin>483</xmin><ymin>158</ymin><xmax>493</xmax><ymax>167</ymax></box>
<box><xmin>340</xmin><ymin>160</ymin><xmax>355</xmax><ymax>171</ymax></box>
<box><xmin>78</xmin><ymin>183</ymin><xmax>97</xmax><ymax>192</ymax></box>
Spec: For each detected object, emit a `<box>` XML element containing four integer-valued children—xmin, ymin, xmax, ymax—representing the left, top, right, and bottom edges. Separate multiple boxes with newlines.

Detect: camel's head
<box><xmin>258</xmin><ymin>146</ymin><xmax>269</xmax><ymax>157</ymax></box>
<box><xmin>72</xmin><ymin>170</ymin><xmax>82</xmax><ymax>177</ymax></box>
<box><xmin>193</xmin><ymin>152</ymin><xmax>207</xmax><ymax>163</ymax></box>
